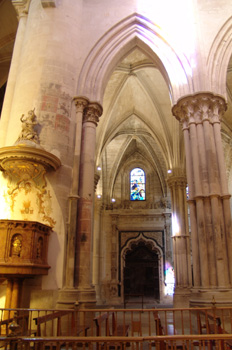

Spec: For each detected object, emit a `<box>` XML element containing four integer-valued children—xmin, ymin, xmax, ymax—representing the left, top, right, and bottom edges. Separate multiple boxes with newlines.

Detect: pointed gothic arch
<box><xmin>207</xmin><ymin>17</ymin><xmax>232</xmax><ymax>98</ymax></box>
<box><xmin>121</xmin><ymin>233</ymin><xmax>164</xmax><ymax>300</ymax></box>
<box><xmin>76</xmin><ymin>13</ymin><xmax>194</xmax><ymax>104</ymax></box>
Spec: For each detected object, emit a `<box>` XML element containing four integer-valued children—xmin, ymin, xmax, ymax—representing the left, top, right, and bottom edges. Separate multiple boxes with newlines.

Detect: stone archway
<box><xmin>124</xmin><ymin>241</ymin><xmax>160</xmax><ymax>298</ymax></box>
<box><xmin>121</xmin><ymin>233</ymin><xmax>164</xmax><ymax>302</ymax></box>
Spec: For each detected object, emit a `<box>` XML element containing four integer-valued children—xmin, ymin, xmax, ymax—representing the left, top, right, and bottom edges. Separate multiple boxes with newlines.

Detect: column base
<box><xmin>56</xmin><ymin>288</ymin><xmax>80</xmax><ymax>309</ymax></box>
<box><xmin>173</xmin><ymin>287</ymin><xmax>191</xmax><ymax>308</ymax></box>
<box><xmin>75</xmin><ymin>286</ymin><xmax>97</xmax><ymax>309</ymax></box>
<box><xmin>56</xmin><ymin>286</ymin><xmax>97</xmax><ymax>309</ymax></box>
<box><xmin>190</xmin><ymin>288</ymin><xmax>232</xmax><ymax>307</ymax></box>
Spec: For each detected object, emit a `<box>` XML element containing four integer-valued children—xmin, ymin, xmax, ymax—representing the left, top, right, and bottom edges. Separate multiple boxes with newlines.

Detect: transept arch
<box><xmin>76</xmin><ymin>13</ymin><xmax>194</xmax><ymax>105</ymax></box>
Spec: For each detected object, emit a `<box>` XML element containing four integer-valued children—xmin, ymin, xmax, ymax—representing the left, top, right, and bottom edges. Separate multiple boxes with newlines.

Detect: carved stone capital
<box><xmin>83</xmin><ymin>102</ymin><xmax>103</xmax><ymax>126</ymax></box>
<box><xmin>172</xmin><ymin>92</ymin><xmax>227</xmax><ymax>127</ymax></box>
<box><xmin>167</xmin><ymin>176</ymin><xmax>187</xmax><ymax>189</ymax></box>
<box><xmin>73</xmin><ymin>96</ymin><xmax>89</xmax><ymax>113</ymax></box>
<box><xmin>167</xmin><ymin>168</ymin><xmax>187</xmax><ymax>189</ymax></box>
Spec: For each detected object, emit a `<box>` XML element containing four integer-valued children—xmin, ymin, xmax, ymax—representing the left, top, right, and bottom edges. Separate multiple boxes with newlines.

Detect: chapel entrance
<box><xmin>123</xmin><ymin>242</ymin><xmax>160</xmax><ymax>299</ymax></box>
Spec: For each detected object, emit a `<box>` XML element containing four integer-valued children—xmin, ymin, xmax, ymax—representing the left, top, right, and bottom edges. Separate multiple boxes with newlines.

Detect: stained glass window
<box><xmin>130</xmin><ymin>168</ymin><xmax>146</xmax><ymax>201</ymax></box>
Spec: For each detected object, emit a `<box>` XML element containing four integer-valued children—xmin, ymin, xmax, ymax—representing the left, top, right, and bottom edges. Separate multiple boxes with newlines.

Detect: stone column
<box><xmin>0</xmin><ymin>2</ymin><xmax>29</xmax><ymax>147</ymax></box>
<box><xmin>110</xmin><ymin>215</ymin><xmax>119</xmax><ymax>303</ymax></box>
<box><xmin>57</xmin><ymin>97</ymin><xmax>89</xmax><ymax>308</ymax></box>
<box><xmin>93</xmin><ymin>194</ymin><xmax>102</xmax><ymax>303</ymax></box>
<box><xmin>65</xmin><ymin>97</ymin><xmax>89</xmax><ymax>288</ymax></box>
<box><xmin>172</xmin><ymin>92</ymin><xmax>232</xmax><ymax>306</ymax></box>
<box><xmin>167</xmin><ymin>169</ymin><xmax>192</xmax><ymax>307</ymax></box>
<box><xmin>74</xmin><ymin>101</ymin><xmax>103</xmax><ymax>307</ymax></box>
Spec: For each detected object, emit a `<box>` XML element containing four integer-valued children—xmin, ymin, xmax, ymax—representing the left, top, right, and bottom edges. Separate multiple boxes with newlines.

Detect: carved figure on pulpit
<box><xmin>11</xmin><ymin>234</ymin><xmax>22</xmax><ymax>257</ymax></box>
<box><xmin>17</xmin><ymin>109</ymin><xmax>39</xmax><ymax>143</ymax></box>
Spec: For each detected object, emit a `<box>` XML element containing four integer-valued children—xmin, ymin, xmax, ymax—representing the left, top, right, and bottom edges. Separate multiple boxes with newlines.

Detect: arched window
<box><xmin>130</xmin><ymin>167</ymin><xmax>146</xmax><ymax>201</ymax></box>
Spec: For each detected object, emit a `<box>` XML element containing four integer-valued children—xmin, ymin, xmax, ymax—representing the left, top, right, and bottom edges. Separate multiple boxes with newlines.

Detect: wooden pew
<box><xmin>197</xmin><ymin>310</ymin><xmax>222</xmax><ymax>335</ymax></box>
<box><xmin>197</xmin><ymin>310</ymin><xmax>232</xmax><ymax>349</ymax></box>
<box><xmin>33</xmin><ymin>310</ymin><xmax>75</xmax><ymax>336</ymax></box>
<box><xmin>153</xmin><ymin>311</ymin><xmax>185</xmax><ymax>350</ymax></box>
<box><xmin>94</xmin><ymin>311</ymin><xmax>129</xmax><ymax>349</ymax></box>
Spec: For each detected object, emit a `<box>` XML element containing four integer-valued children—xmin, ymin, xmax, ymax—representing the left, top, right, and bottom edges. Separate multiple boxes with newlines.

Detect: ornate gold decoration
<box><xmin>0</xmin><ymin>144</ymin><xmax>61</xmax><ymax>190</ymax></box>
<box><xmin>11</xmin><ymin>234</ymin><xmax>22</xmax><ymax>257</ymax></box>
<box><xmin>0</xmin><ymin>110</ymin><xmax>61</xmax><ymax>228</ymax></box>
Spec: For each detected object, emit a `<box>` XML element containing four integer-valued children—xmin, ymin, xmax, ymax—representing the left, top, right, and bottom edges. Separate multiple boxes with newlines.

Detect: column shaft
<box><xmin>64</xmin><ymin>97</ymin><xmax>89</xmax><ymax>289</ymax></box>
<box><xmin>0</xmin><ymin>11</ymin><xmax>28</xmax><ymax>147</ymax></box>
<box><xmin>75</xmin><ymin>102</ymin><xmax>102</xmax><ymax>293</ymax></box>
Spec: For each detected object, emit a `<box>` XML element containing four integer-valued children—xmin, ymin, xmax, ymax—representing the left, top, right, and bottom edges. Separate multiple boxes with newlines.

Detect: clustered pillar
<box><xmin>172</xmin><ymin>92</ymin><xmax>232</xmax><ymax>305</ymax></box>
<box><xmin>74</xmin><ymin>99</ymin><xmax>103</xmax><ymax>307</ymax></box>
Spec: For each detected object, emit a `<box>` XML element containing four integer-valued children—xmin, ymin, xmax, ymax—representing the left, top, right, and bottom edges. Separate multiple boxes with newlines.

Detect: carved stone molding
<box><xmin>172</xmin><ymin>92</ymin><xmax>227</xmax><ymax>127</ymax></box>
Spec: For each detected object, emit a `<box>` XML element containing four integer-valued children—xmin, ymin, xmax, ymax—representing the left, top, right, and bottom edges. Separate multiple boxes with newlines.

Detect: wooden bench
<box><xmin>33</xmin><ymin>310</ymin><xmax>76</xmax><ymax>336</ymax></box>
<box><xmin>153</xmin><ymin>311</ymin><xmax>185</xmax><ymax>350</ymax></box>
<box><xmin>94</xmin><ymin>311</ymin><xmax>129</xmax><ymax>349</ymax></box>
<box><xmin>197</xmin><ymin>310</ymin><xmax>232</xmax><ymax>349</ymax></box>
<box><xmin>197</xmin><ymin>310</ymin><xmax>222</xmax><ymax>335</ymax></box>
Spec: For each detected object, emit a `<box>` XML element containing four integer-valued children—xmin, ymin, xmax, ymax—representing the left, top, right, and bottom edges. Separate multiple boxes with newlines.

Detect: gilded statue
<box><xmin>17</xmin><ymin>109</ymin><xmax>39</xmax><ymax>143</ymax></box>
<box><xmin>11</xmin><ymin>235</ymin><xmax>22</xmax><ymax>257</ymax></box>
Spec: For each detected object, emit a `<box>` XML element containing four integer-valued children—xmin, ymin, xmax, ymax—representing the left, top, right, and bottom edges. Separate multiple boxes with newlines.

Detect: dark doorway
<box><xmin>124</xmin><ymin>242</ymin><xmax>159</xmax><ymax>299</ymax></box>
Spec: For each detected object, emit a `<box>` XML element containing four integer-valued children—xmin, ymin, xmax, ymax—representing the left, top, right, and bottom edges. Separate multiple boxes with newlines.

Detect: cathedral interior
<box><xmin>0</xmin><ymin>0</ymin><xmax>232</xmax><ymax>312</ymax></box>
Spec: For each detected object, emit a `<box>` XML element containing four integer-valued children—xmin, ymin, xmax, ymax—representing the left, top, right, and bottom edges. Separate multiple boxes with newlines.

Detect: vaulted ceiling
<box><xmin>1</xmin><ymin>0</ymin><xmax>232</xmax><ymax>196</ymax></box>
